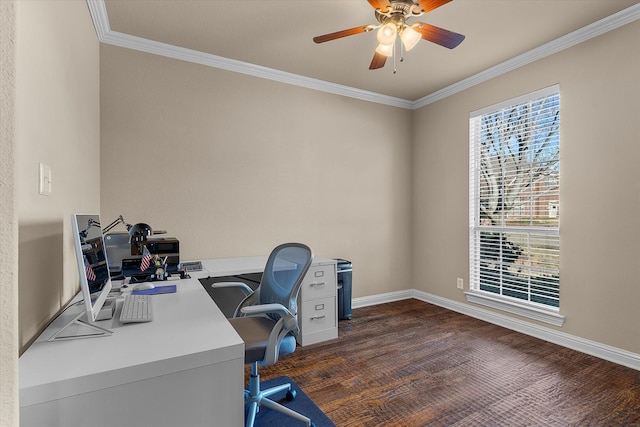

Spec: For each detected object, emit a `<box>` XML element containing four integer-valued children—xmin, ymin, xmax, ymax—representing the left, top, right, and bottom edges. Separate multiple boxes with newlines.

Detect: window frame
<box><xmin>466</xmin><ymin>85</ymin><xmax>564</xmax><ymax>327</ymax></box>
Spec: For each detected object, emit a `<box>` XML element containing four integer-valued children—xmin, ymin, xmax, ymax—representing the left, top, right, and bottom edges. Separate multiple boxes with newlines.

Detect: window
<box><xmin>469</xmin><ymin>86</ymin><xmax>561</xmax><ymax>321</ymax></box>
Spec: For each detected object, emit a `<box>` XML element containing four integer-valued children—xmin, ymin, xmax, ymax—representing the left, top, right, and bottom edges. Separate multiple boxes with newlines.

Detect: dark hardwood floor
<box><xmin>255</xmin><ymin>299</ymin><xmax>640</xmax><ymax>426</ymax></box>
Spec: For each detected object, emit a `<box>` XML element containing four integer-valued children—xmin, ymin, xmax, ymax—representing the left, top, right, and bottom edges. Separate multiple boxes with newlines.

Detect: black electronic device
<box><xmin>132</xmin><ymin>237</ymin><xmax>180</xmax><ymax>267</ymax></box>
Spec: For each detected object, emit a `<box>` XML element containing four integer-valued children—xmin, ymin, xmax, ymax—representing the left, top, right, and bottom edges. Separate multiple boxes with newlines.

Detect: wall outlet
<box><xmin>456</xmin><ymin>278</ymin><xmax>464</xmax><ymax>289</ymax></box>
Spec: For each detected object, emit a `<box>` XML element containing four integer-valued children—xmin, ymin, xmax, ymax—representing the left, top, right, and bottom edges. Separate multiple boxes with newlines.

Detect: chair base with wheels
<box><xmin>244</xmin><ymin>362</ymin><xmax>315</xmax><ymax>427</ymax></box>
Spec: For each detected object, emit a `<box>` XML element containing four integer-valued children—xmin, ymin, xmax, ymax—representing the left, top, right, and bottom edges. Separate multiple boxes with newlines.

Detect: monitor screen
<box><xmin>72</xmin><ymin>213</ymin><xmax>113</xmax><ymax>323</ymax></box>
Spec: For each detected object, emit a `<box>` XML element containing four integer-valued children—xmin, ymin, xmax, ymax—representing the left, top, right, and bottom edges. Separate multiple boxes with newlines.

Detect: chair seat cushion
<box><xmin>229</xmin><ymin>316</ymin><xmax>296</xmax><ymax>365</ymax></box>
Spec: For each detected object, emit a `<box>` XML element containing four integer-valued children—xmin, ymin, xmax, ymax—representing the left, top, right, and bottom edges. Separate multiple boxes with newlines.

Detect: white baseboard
<box><xmin>351</xmin><ymin>290</ymin><xmax>414</xmax><ymax>309</ymax></box>
<box><xmin>352</xmin><ymin>290</ymin><xmax>640</xmax><ymax>371</ymax></box>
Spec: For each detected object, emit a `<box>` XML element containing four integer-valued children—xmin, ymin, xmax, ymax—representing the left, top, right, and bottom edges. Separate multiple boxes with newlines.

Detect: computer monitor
<box><xmin>49</xmin><ymin>214</ymin><xmax>114</xmax><ymax>341</ymax></box>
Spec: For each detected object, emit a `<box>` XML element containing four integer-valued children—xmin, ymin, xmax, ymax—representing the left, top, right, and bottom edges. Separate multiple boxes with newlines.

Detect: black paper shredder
<box><xmin>335</xmin><ymin>259</ymin><xmax>353</xmax><ymax>320</ymax></box>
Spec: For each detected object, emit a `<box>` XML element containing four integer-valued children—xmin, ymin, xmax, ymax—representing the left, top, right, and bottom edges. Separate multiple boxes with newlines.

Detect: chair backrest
<box><xmin>259</xmin><ymin>243</ymin><xmax>313</xmax><ymax>321</ymax></box>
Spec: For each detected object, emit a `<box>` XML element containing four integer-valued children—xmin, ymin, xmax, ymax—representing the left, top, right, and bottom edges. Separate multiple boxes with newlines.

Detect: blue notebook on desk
<box><xmin>132</xmin><ymin>284</ymin><xmax>177</xmax><ymax>295</ymax></box>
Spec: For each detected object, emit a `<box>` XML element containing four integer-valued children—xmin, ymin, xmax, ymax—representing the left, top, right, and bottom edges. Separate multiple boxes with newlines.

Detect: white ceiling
<box><xmin>97</xmin><ymin>0</ymin><xmax>640</xmax><ymax>106</ymax></box>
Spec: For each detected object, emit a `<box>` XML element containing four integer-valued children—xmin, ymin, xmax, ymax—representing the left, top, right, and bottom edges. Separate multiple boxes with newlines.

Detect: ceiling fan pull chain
<box><xmin>393</xmin><ymin>39</ymin><xmax>398</xmax><ymax>74</ymax></box>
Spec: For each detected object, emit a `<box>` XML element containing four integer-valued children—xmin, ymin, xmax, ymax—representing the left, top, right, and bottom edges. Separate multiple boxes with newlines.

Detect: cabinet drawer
<box><xmin>301</xmin><ymin>264</ymin><xmax>336</xmax><ymax>299</ymax></box>
<box><xmin>300</xmin><ymin>297</ymin><xmax>336</xmax><ymax>334</ymax></box>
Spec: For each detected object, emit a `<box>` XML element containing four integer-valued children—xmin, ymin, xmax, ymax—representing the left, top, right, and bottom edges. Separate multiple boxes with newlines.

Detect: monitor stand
<box><xmin>48</xmin><ymin>310</ymin><xmax>113</xmax><ymax>342</ymax></box>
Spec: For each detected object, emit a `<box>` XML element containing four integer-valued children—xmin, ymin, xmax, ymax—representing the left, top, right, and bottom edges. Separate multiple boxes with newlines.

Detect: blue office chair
<box><xmin>221</xmin><ymin>243</ymin><xmax>315</xmax><ymax>427</ymax></box>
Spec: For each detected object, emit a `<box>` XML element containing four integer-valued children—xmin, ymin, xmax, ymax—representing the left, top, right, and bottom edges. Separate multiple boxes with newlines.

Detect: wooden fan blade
<box><xmin>369</xmin><ymin>51</ymin><xmax>388</xmax><ymax>70</ymax></box>
<box><xmin>367</xmin><ymin>0</ymin><xmax>392</xmax><ymax>13</ymax></box>
<box><xmin>415</xmin><ymin>0</ymin><xmax>452</xmax><ymax>14</ymax></box>
<box><xmin>313</xmin><ymin>25</ymin><xmax>371</xmax><ymax>43</ymax></box>
<box><xmin>413</xmin><ymin>22</ymin><xmax>465</xmax><ymax>49</ymax></box>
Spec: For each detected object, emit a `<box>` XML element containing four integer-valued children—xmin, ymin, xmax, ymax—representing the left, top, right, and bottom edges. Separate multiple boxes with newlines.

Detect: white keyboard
<box><xmin>119</xmin><ymin>294</ymin><xmax>153</xmax><ymax>323</ymax></box>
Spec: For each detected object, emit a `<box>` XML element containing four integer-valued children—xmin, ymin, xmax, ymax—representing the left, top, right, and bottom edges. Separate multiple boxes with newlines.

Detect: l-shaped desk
<box><xmin>19</xmin><ymin>256</ymin><xmax>338</xmax><ymax>427</ymax></box>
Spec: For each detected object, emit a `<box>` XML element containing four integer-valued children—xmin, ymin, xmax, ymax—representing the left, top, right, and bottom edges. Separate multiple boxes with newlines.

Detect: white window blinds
<box><xmin>469</xmin><ymin>85</ymin><xmax>560</xmax><ymax>309</ymax></box>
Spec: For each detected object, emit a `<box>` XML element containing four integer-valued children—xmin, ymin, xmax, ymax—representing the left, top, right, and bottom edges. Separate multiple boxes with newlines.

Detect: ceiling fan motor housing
<box><xmin>375</xmin><ymin>0</ymin><xmax>428</xmax><ymax>20</ymax></box>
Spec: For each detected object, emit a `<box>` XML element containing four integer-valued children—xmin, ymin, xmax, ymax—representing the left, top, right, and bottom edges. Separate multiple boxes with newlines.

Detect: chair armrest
<box><xmin>240</xmin><ymin>303</ymin><xmax>293</xmax><ymax>319</ymax></box>
<box><xmin>210</xmin><ymin>281</ymin><xmax>253</xmax><ymax>296</ymax></box>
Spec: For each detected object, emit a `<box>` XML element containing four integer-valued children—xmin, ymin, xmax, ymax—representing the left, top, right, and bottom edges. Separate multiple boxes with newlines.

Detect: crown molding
<box><xmin>412</xmin><ymin>3</ymin><xmax>640</xmax><ymax>109</ymax></box>
<box><xmin>87</xmin><ymin>0</ymin><xmax>640</xmax><ymax>111</ymax></box>
<box><xmin>87</xmin><ymin>0</ymin><xmax>110</xmax><ymax>39</ymax></box>
<box><xmin>108</xmin><ymin>31</ymin><xmax>414</xmax><ymax>109</ymax></box>
<box><xmin>86</xmin><ymin>0</ymin><xmax>413</xmax><ymax>109</ymax></box>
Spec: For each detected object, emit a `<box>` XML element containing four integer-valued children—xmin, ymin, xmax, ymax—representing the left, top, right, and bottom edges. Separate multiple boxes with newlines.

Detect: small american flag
<box><xmin>84</xmin><ymin>256</ymin><xmax>96</xmax><ymax>281</ymax></box>
<box><xmin>140</xmin><ymin>245</ymin><xmax>152</xmax><ymax>271</ymax></box>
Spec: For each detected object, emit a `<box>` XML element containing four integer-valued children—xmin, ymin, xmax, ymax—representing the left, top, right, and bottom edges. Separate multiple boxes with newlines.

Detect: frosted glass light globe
<box><xmin>375</xmin><ymin>43</ymin><xmax>393</xmax><ymax>57</ymax></box>
<box><xmin>377</xmin><ymin>23</ymin><xmax>397</xmax><ymax>45</ymax></box>
<box><xmin>400</xmin><ymin>26</ymin><xmax>421</xmax><ymax>51</ymax></box>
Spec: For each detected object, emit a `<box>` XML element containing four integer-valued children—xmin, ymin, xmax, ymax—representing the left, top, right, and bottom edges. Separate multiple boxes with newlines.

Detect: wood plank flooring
<box><xmin>255</xmin><ymin>299</ymin><xmax>640</xmax><ymax>426</ymax></box>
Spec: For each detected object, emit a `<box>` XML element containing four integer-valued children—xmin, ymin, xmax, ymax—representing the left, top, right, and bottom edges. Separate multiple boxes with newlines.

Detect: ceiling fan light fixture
<box><xmin>312</xmin><ymin>0</ymin><xmax>465</xmax><ymax>71</ymax></box>
<box><xmin>375</xmin><ymin>43</ymin><xmax>394</xmax><ymax>57</ymax></box>
<box><xmin>376</xmin><ymin>22</ymin><xmax>397</xmax><ymax>45</ymax></box>
<box><xmin>400</xmin><ymin>25</ymin><xmax>421</xmax><ymax>51</ymax></box>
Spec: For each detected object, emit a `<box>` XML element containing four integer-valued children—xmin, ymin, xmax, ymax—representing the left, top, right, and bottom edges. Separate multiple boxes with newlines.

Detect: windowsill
<box><xmin>465</xmin><ymin>291</ymin><xmax>565</xmax><ymax>327</ymax></box>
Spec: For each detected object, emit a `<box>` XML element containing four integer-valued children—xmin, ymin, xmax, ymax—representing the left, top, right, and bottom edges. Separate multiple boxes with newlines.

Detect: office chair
<box><xmin>215</xmin><ymin>243</ymin><xmax>315</xmax><ymax>427</ymax></box>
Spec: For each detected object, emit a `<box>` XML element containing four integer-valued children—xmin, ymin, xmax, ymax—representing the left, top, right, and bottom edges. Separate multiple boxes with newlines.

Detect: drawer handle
<box><xmin>310</xmin><ymin>282</ymin><xmax>326</xmax><ymax>287</ymax></box>
<box><xmin>310</xmin><ymin>315</ymin><xmax>326</xmax><ymax>320</ymax></box>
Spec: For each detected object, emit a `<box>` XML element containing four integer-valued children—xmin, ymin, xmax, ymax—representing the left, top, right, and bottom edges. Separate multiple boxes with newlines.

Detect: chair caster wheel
<box><xmin>285</xmin><ymin>390</ymin><xmax>296</xmax><ymax>401</ymax></box>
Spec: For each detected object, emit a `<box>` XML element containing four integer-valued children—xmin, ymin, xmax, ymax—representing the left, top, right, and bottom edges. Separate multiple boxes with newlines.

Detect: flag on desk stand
<box><xmin>83</xmin><ymin>255</ymin><xmax>96</xmax><ymax>281</ymax></box>
<box><xmin>140</xmin><ymin>245</ymin><xmax>152</xmax><ymax>272</ymax></box>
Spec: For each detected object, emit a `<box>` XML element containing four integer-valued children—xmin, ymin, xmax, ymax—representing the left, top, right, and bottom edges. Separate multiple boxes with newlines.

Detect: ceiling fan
<box><xmin>313</xmin><ymin>0</ymin><xmax>465</xmax><ymax>70</ymax></box>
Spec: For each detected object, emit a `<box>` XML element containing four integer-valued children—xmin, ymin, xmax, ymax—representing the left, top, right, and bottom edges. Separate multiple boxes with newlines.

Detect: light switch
<box><xmin>39</xmin><ymin>162</ymin><xmax>51</xmax><ymax>195</ymax></box>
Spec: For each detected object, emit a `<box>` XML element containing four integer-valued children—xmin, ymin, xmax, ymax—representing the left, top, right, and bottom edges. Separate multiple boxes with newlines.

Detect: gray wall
<box><xmin>412</xmin><ymin>21</ymin><xmax>640</xmax><ymax>354</ymax></box>
<box><xmin>13</xmin><ymin>2</ymin><xmax>639</xmax><ymax>374</ymax></box>
<box><xmin>16</xmin><ymin>1</ymin><xmax>100</xmax><ymax>353</ymax></box>
<box><xmin>1</xmin><ymin>2</ymin><xmax>18</xmax><ymax>425</ymax></box>
<box><xmin>100</xmin><ymin>45</ymin><xmax>414</xmax><ymax>300</ymax></box>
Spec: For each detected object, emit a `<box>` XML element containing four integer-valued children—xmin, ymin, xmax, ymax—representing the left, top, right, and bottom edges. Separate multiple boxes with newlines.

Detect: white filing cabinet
<box><xmin>297</xmin><ymin>260</ymin><xmax>338</xmax><ymax>346</ymax></box>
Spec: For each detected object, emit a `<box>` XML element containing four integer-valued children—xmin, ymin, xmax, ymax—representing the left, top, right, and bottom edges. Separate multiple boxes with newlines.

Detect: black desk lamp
<box><xmin>102</xmin><ymin>215</ymin><xmax>132</xmax><ymax>234</ymax></box>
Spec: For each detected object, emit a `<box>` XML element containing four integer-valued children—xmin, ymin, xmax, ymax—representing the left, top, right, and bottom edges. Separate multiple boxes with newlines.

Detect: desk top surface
<box><xmin>19</xmin><ymin>255</ymin><xmax>336</xmax><ymax>407</ymax></box>
<box><xmin>19</xmin><ymin>275</ymin><xmax>242</xmax><ymax>407</ymax></box>
<box><xmin>195</xmin><ymin>255</ymin><xmax>336</xmax><ymax>278</ymax></box>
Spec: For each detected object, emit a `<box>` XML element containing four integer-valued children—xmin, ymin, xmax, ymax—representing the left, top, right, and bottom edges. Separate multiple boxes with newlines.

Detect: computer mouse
<box><xmin>132</xmin><ymin>282</ymin><xmax>155</xmax><ymax>291</ymax></box>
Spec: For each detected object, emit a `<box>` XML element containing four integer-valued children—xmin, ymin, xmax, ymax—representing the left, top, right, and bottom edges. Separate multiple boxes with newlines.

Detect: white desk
<box><xmin>19</xmin><ymin>276</ymin><xmax>244</xmax><ymax>427</ymax></box>
<box><xmin>196</xmin><ymin>255</ymin><xmax>334</xmax><ymax>278</ymax></box>
<box><xmin>19</xmin><ymin>255</ymin><xmax>338</xmax><ymax>426</ymax></box>
<box><xmin>197</xmin><ymin>256</ymin><xmax>271</xmax><ymax>277</ymax></box>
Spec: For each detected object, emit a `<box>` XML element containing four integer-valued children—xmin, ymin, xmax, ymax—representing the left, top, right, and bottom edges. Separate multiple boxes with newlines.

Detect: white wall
<box><xmin>412</xmin><ymin>20</ymin><xmax>640</xmax><ymax>354</ymax></box>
